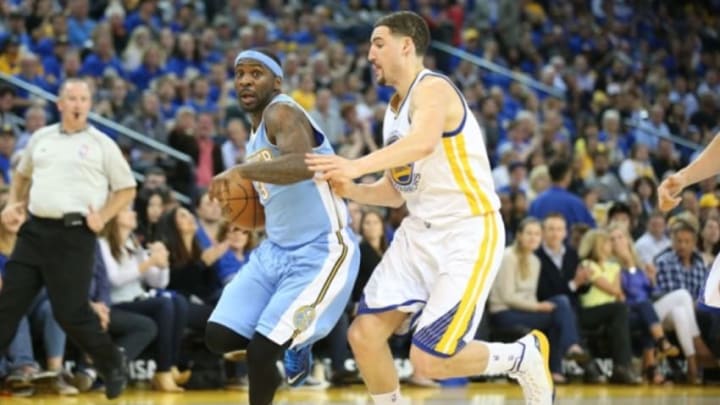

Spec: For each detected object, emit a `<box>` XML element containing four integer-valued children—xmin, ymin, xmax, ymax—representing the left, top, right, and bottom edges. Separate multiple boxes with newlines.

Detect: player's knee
<box><xmin>347</xmin><ymin>316</ymin><xmax>380</xmax><ymax>351</ymax></box>
<box><xmin>246</xmin><ymin>333</ymin><xmax>284</xmax><ymax>365</ymax></box>
<box><xmin>409</xmin><ymin>347</ymin><xmax>447</xmax><ymax>379</ymax></box>
<box><xmin>205</xmin><ymin>322</ymin><xmax>248</xmax><ymax>354</ymax></box>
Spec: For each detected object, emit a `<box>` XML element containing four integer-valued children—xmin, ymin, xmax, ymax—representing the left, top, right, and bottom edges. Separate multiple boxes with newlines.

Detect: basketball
<box><xmin>220</xmin><ymin>173</ymin><xmax>265</xmax><ymax>230</ymax></box>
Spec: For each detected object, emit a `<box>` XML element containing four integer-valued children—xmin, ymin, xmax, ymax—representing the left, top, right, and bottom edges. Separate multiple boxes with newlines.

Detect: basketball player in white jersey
<box><xmin>306</xmin><ymin>11</ymin><xmax>553</xmax><ymax>405</ymax></box>
<box><xmin>659</xmin><ymin>131</ymin><xmax>720</xmax><ymax>309</ymax></box>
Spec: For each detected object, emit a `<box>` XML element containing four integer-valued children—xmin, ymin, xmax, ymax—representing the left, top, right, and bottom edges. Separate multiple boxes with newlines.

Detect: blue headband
<box><xmin>234</xmin><ymin>50</ymin><xmax>283</xmax><ymax>78</ymax></box>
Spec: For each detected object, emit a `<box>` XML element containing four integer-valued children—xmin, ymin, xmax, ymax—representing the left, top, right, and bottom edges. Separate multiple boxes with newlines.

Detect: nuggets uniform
<box><xmin>358</xmin><ymin>69</ymin><xmax>505</xmax><ymax>357</ymax></box>
<box><xmin>209</xmin><ymin>94</ymin><xmax>360</xmax><ymax>349</ymax></box>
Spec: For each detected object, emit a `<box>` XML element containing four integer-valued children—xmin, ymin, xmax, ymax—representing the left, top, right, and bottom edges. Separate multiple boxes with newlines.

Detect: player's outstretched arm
<box><xmin>233</xmin><ymin>102</ymin><xmax>315</xmax><ymax>185</ymax></box>
<box><xmin>658</xmin><ymin>131</ymin><xmax>720</xmax><ymax>212</ymax></box>
<box><xmin>332</xmin><ymin>174</ymin><xmax>405</xmax><ymax>208</ymax></box>
<box><xmin>306</xmin><ymin>77</ymin><xmax>452</xmax><ymax>181</ymax></box>
<box><xmin>675</xmin><ymin>132</ymin><xmax>720</xmax><ymax>186</ymax></box>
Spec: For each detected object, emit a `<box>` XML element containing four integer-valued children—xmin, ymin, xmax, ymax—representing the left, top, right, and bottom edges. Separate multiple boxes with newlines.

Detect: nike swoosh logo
<box><xmin>287</xmin><ymin>373</ymin><xmax>304</xmax><ymax>385</ymax></box>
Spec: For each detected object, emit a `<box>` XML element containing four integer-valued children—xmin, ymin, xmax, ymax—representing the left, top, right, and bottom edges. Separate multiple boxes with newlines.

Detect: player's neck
<box><xmin>249</xmin><ymin>115</ymin><xmax>261</xmax><ymax>132</ymax></box>
<box><xmin>394</xmin><ymin>64</ymin><xmax>425</xmax><ymax>101</ymax></box>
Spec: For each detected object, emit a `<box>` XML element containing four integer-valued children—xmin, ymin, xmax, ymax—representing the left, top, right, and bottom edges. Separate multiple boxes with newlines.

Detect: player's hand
<box><xmin>86</xmin><ymin>205</ymin><xmax>105</xmax><ymax>233</ymax></box>
<box><xmin>657</xmin><ymin>172</ymin><xmax>687</xmax><ymax>212</ymax></box>
<box><xmin>327</xmin><ymin>176</ymin><xmax>356</xmax><ymax>198</ymax></box>
<box><xmin>305</xmin><ymin>154</ymin><xmax>363</xmax><ymax>181</ymax></box>
<box><xmin>208</xmin><ymin>169</ymin><xmax>234</xmax><ymax>205</ymax></box>
<box><xmin>1</xmin><ymin>201</ymin><xmax>25</xmax><ymax>230</ymax></box>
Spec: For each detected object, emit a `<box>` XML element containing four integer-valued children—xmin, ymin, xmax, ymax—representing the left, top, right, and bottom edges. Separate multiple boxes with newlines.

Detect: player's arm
<box><xmin>306</xmin><ymin>78</ymin><xmax>454</xmax><ymax>180</ymax></box>
<box><xmin>233</xmin><ymin>102</ymin><xmax>315</xmax><ymax>185</ymax></box>
<box><xmin>335</xmin><ymin>174</ymin><xmax>405</xmax><ymax>208</ymax></box>
<box><xmin>676</xmin><ymin>131</ymin><xmax>720</xmax><ymax>186</ymax></box>
<box><xmin>353</xmin><ymin>77</ymin><xmax>451</xmax><ymax>175</ymax></box>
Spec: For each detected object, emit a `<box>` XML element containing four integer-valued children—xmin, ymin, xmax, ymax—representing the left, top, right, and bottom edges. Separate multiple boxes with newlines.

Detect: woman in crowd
<box><xmin>134</xmin><ymin>187</ymin><xmax>173</xmax><ymax>246</ymax></box>
<box><xmin>578</xmin><ymin>229</ymin><xmax>641</xmax><ymax>384</ymax></box>
<box><xmin>609</xmin><ymin>224</ymin><xmax>713</xmax><ymax>384</ymax></box>
<box><xmin>490</xmin><ymin>217</ymin><xmax>588</xmax><ymax>384</ymax></box>
<box><xmin>157</xmin><ymin>207</ymin><xmax>218</xmax><ymax>330</ymax></box>
<box><xmin>607</xmin><ymin>224</ymin><xmax>680</xmax><ymax>384</ymax></box>
<box><xmin>100</xmin><ymin>205</ymin><xmax>190</xmax><ymax>392</ymax></box>
<box><xmin>215</xmin><ymin>223</ymin><xmax>257</xmax><ymax>285</ymax></box>
<box><xmin>699</xmin><ymin>217</ymin><xmax>720</xmax><ymax>267</ymax></box>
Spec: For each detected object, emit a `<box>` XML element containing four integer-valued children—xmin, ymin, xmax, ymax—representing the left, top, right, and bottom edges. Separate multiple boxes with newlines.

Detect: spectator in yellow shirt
<box><xmin>0</xmin><ymin>36</ymin><xmax>22</xmax><ymax>75</ymax></box>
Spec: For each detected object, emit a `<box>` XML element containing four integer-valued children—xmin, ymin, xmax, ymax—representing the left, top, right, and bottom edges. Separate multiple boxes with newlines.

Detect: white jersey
<box><xmin>383</xmin><ymin>69</ymin><xmax>500</xmax><ymax>225</ymax></box>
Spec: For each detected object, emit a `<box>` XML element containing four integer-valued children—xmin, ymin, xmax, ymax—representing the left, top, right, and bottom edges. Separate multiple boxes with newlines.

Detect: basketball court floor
<box><xmin>3</xmin><ymin>383</ymin><xmax>720</xmax><ymax>404</ymax></box>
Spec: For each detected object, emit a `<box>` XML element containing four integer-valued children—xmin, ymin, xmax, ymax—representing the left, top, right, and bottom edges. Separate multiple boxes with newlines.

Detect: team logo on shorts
<box><xmin>386</xmin><ymin>133</ymin><xmax>420</xmax><ymax>192</ymax></box>
<box><xmin>293</xmin><ymin>305</ymin><xmax>316</xmax><ymax>333</ymax></box>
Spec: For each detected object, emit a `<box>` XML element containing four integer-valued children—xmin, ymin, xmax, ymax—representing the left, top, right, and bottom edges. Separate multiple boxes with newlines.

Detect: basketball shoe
<box><xmin>508</xmin><ymin>330</ymin><xmax>554</xmax><ymax>405</ymax></box>
<box><xmin>284</xmin><ymin>345</ymin><xmax>313</xmax><ymax>387</ymax></box>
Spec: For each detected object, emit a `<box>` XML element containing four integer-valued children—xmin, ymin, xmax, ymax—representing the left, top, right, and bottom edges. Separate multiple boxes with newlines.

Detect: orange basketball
<box><xmin>221</xmin><ymin>174</ymin><xmax>265</xmax><ymax>230</ymax></box>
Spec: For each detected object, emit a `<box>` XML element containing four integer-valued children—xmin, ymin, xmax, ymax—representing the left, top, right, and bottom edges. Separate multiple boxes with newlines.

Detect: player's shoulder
<box><xmin>263</xmin><ymin>96</ymin><xmax>307</xmax><ymax>125</ymax></box>
<box><xmin>413</xmin><ymin>72</ymin><xmax>457</xmax><ymax>101</ymax></box>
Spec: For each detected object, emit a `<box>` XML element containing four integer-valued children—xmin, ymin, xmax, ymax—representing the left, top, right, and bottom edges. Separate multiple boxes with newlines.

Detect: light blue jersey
<box><xmin>244</xmin><ymin>93</ymin><xmax>348</xmax><ymax>247</ymax></box>
<box><xmin>210</xmin><ymin>93</ymin><xmax>360</xmax><ymax>349</ymax></box>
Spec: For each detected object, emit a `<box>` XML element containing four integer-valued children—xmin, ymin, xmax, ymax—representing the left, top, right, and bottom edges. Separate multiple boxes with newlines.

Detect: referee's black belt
<box><xmin>30</xmin><ymin>212</ymin><xmax>86</xmax><ymax>227</ymax></box>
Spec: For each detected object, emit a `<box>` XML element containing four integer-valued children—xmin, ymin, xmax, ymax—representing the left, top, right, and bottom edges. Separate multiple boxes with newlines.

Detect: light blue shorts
<box><xmin>209</xmin><ymin>228</ymin><xmax>359</xmax><ymax>349</ymax></box>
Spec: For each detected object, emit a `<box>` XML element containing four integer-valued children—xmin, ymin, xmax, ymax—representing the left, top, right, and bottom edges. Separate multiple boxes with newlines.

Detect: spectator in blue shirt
<box><xmin>529</xmin><ymin>159</ymin><xmax>596</xmax><ymax>230</ymax></box>
<box><xmin>66</xmin><ymin>0</ymin><xmax>96</xmax><ymax>47</ymax></box>
<box><xmin>166</xmin><ymin>33</ymin><xmax>208</xmax><ymax>78</ymax></box>
<box><xmin>41</xmin><ymin>35</ymin><xmax>71</xmax><ymax>85</ymax></box>
<box><xmin>0</xmin><ymin>124</ymin><xmax>14</xmax><ymax>185</ymax></box>
<box><xmin>124</xmin><ymin>0</ymin><xmax>163</xmax><ymax>34</ymax></box>
<box><xmin>129</xmin><ymin>45</ymin><xmax>167</xmax><ymax>91</ymax></box>
<box><xmin>215</xmin><ymin>224</ymin><xmax>256</xmax><ymax>285</ymax></box>
<box><xmin>79</xmin><ymin>31</ymin><xmax>125</xmax><ymax>79</ymax></box>
<box><xmin>185</xmin><ymin>76</ymin><xmax>218</xmax><ymax>115</ymax></box>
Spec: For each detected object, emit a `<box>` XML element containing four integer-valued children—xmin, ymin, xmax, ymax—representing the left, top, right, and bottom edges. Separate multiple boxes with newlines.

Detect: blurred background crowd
<box><xmin>1</xmin><ymin>0</ymin><xmax>720</xmax><ymax>396</ymax></box>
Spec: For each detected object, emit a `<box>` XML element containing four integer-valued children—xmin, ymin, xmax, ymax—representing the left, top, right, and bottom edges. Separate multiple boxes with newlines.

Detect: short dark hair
<box><xmin>542</xmin><ymin>212</ymin><xmax>566</xmax><ymax>224</ymax></box>
<box><xmin>374</xmin><ymin>11</ymin><xmax>430</xmax><ymax>56</ymax></box>
<box><xmin>0</xmin><ymin>85</ymin><xmax>16</xmax><ymax>98</ymax></box>
<box><xmin>548</xmin><ymin>159</ymin><xmax>571</xmax><ymax>183</ymax></box>
<box><xmin>608</xmin><ymin>202</ymin><xmax>632</xmax><ymax>219</ymax></box>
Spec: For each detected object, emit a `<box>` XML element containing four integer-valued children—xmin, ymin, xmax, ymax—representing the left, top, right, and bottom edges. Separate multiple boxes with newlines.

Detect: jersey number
<box><xmin>249</xmin><ymin>149</ymin><xmax>272</xmax><ymax>201</ymax></box>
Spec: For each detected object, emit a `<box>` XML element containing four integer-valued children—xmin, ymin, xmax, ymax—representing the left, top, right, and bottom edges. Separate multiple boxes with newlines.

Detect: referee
<box><xmin>0</xmin><ymin>78</ymin><xmax>136</xmax><ymax>399</ymax></box>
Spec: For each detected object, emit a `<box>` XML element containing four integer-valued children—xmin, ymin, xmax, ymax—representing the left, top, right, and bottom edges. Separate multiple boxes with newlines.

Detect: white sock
<box><xmin>371</xmin><ymin>386</ymin><xmax>408</xmax><ymax>404</ymax></box>
<box><xmin>483</xmin><ymin>342</ymin><xmax>525</xmax><ymax>375</ymax></box>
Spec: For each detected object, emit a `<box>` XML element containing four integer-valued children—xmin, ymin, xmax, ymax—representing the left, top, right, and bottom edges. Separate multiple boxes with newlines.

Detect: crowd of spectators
<box><xmin>0</xmin><ymin>0</ymin><xmax>720</xmax><ymax>396</ymax></box>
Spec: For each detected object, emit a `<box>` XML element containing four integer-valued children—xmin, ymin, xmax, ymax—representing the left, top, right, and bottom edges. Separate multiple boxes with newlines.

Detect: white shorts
<box><xmin>704</xmin><ymin>254</ymin><xmax>720</xmax><ymax>308</ymax></box>
<box><xmin>358</xmin><ymin>212</ymin><xmax>505</xmax><ymax>358</ymax></box>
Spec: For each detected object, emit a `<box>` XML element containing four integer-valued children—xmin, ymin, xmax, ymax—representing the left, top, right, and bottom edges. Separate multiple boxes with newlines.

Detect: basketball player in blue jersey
<box><xmin>206</xmin><ymin>49</ymin><xmax>360</xmax><ymax>405</ymax></box>
<box><xmin>307</xmin><ymin>12</ymin><xmax>553</xmax><ymax>405</ymax></box>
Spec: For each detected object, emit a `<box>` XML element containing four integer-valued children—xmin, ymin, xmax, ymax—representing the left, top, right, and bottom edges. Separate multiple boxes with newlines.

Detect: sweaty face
<box><xmin>234</xmin><ymin>61</ymin><xmax>279</xmax><ymax>113</ymax></box>
<box><xmin>368</xmin><ymin>26</ymin><xmax>403</xmax><ymax>86</ymax></box>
